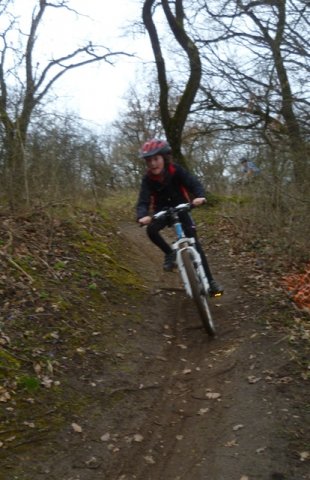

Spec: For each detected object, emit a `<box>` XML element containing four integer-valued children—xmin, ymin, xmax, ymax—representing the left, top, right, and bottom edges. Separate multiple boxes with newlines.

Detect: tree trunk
<box><xmin>246</xmin><ymin>0</ymin><xmax>309</xmax><ymax>187</ymax></box>
<box><xmin>275</xmin><ymin>54</ymin><xmax>308</xmax><ymax>186</ymax></box>
<box><xmin>4</xmin><ymin>122</ymin><xmax>29</xmax><ymax>210</ymax></box>
<box><xmin>143</xmin><ymin>0</ymin><xmax>202</xmax><ymax>168</ymax></box>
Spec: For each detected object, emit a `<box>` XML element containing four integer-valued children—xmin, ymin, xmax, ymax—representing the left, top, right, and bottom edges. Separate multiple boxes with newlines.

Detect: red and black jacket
<box><xmin>136</xmin><ymin>163</ymin><xmax>205</xmax><ymax>219</ymax></box>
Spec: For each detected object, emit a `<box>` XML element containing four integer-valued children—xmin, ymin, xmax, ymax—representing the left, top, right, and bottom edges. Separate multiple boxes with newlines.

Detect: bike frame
<box><xmin>154</xmin><ymin>203</ymin><xmax>210</xmax><ymax>298</ymax></box>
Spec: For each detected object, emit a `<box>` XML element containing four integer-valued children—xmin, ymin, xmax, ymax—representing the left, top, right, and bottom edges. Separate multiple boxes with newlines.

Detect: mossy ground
<box><xmin>0</xmin><ymin>194</ymin><xmax>145</xmax><ymax>470</ymax></box>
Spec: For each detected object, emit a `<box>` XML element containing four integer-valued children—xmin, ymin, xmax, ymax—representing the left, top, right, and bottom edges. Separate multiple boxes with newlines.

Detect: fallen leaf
<box><xmin>247</xmin><ymin>376</ymin><xmax>261</xmax><ymax>384</ymax></box>
<box><xmin>76</xmin><ymin>347</ymin><xmax>86</xmax><ymax>354</ymax></box>
<box><xmin>225</xmin><ymin>439</ymin><xmax>238</xmax><ymax>447</ymax></box>
<box><xmin>256</xmin><ymin>447</ymin><xmax>266</xmax><ymax>454</ymax></box>
<box><xmin>47</xmin><ymin>360</ymin><xmax>54</xmax><ymax>374</ymax></box>
<box><xmin>85</xmin><ymin>456</ymin><xmax>99</xmax><ymax>467</ymax></box>
<box><xmin>206</xmin><ymin>392</ymin><xmax>221</xmax><ymax>399</ymax></box>
<box><xmin>41</xmin><ymin>376</ymin><xmax>53</xmax><ymax>388</ymax></box>
<box><xmin>197</xmin><ymin>407</ymin><xmax>209</xmax><ymax>415</ymax></box>
<box><xmin>49</xmin><ymin>331</ymin><xmax>59</xmax><ymax>340</ymax></box>
<box><xmin>233</xmin><ymin>424</ymin><xmax>244</xmax><ymax>431</ymax></box>
<box><xmin>33</xmin><ymin>363</ymin><xmax>42</xmax><ymax>374</ymax></box>
<box><xmin>23</xmin><ymin>421</ymin><xmax>35</xmax><ymax>428</ymax></box>
<box><xmin>71</xmin><ymin>422</ymin><xmax>82</xmax><ymax>433</ymax></box>
<box><xmin>0</xmin><ymin>389</ymin><xmax>11</xmax><ymax>402</ymax></box>
<box><xmin>5</xmin><ymin>436</ymin><xmax>16</xmax><ymax>442</ymax></box>
<box><xmin>277</xmin><ymin>376</ymin><xmax>293</xmax><ymax>384</ymax></box>
<box><xmin>144</xmin><ymin>455</ymin><xmax>155</xmax><ymax>464</ymax></box>
<box><xmin>299</xmin><ymin>451</ymin><xmax>309</xmax><ymax>462</ymax></box>
<box><xmin>0</xmin><ymin>334</ymin><xmax>10</xmax><ymax>345</ymax></box>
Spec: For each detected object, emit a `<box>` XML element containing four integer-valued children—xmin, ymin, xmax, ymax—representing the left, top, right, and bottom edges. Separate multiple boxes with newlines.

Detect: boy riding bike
<box><xmin>136</xmin><ymin>138</ymin><xmax>223</xmax><ymax>297</ymax></box>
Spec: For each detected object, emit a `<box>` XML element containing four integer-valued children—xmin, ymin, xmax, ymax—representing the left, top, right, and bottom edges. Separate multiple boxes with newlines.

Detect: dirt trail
<box><xmin>109</xmin><ymin>224</ymin><xmax>310</xmax><ymax>480</ymax></box>
<box><xmin>1</xmin><ymin>220</ymin><xmax>308</xmax><ymax>480</ymax></box>
<box><xmin>110</xmin><ymin>223</ymin><xmax>308</xmax><ymax>480</ymax></box>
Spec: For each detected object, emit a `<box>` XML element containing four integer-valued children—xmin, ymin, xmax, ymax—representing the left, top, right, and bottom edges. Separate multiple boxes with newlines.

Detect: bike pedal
<box><xmin>209</xmin><ymin>291</ymin><xmax>223</xmax><ymax>298</ymax></box>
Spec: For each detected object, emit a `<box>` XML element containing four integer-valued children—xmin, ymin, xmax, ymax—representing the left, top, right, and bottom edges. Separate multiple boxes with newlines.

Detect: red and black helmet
<box><xmin>140</xmin><ymin>139</ymin><xmax>172</xmax><ymax>159</ymax></box>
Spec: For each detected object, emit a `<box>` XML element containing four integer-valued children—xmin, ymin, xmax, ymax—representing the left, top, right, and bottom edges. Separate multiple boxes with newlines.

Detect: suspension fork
<box><xmin>173</xmin><ymin>238</ymin><xmax>210</xmax><ymax>297</ymax></box>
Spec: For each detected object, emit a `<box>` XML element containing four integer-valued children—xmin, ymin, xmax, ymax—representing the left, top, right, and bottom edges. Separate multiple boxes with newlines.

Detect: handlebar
<box><xmin>138</xmin><ymin>200</ymin><xmax>205</xmax><ymax>226</ymax></box>
<box><xmin>153</xmin><ymin>203</ymin><xmax>192</xmax><ymax>221</ymax></box>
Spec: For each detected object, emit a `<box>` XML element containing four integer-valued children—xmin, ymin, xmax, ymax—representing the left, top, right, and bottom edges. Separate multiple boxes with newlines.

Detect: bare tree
<box><xmin>24</xmin><ymin>111</ymin><xmax>117</xmax><ymax>206</ymax></box>
<box><xmin>0</xmin><ymin>0</ymin><xmax>132</xmax><ymax>209</ymax></box>
<box><xmin>236</xmin><ymin>0</ymin><xmax>309</xmax><ymax>186</ymax></box>
<box><xmin>193</xmin><ymin>0</ymin><xmax>309</xmax><ymax>186</ymax></box>
<box><xmin>142</xmin><ymin>0</ymin><xmax>202</xmax><ymax>166</ymax></box>
<box><xmin>141</xmin><ymin>0</ymin><xmax>309</xmax><ymax>186</ymax></box>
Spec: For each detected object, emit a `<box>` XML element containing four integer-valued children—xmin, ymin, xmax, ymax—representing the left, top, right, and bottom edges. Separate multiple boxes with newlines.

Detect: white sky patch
<box><xmin>3</xmin><ymin>0</ymin><xmax>154</xmax><ymax>128</ymax></box>
<box><xmin>43</xmin><ymin>0</ymin><xmax>153</xmax><ymax>127</ymax></box>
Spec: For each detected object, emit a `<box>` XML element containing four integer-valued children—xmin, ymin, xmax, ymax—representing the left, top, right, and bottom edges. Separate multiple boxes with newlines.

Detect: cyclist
<box><xmin>240</xmin><ymin>157</ymin><xmax>260</xmax><ymax>179</ymax></box>
<box><xmin>136</xmin><ymin>138</ymin><xmax>223</xmax><ymax>296</ymax></box>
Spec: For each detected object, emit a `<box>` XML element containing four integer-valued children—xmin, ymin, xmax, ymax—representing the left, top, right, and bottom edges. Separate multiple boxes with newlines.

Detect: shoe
<box><xmin>209</xmin><ymin>279</ymin><xmax>224</xmax><ymax>297</ymax></box>
<box><xmin>163</xmin><ymin>251</ymin><xmax>176</xmax><ymax>271</ymax></box>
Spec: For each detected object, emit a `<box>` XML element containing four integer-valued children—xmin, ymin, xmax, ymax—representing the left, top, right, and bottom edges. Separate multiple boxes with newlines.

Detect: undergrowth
<box><xmin>0</xmin><ymin>195</ymin><xmax>144</xmax><ymax>454</ymax></box>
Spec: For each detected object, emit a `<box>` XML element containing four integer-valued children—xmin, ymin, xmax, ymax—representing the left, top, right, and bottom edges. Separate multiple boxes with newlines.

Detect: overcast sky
<box><xmin>13</xmin><ymin>1</ymin><xmax>153</xmax><ymax>130</ymax></box>
<box><xmin>57</xmin><ymin>1</ymin><xmax>153</xmax><ymax>129</ymax></box>
<box><xmin>53</xmin><ymin>1</ymin><xmax>153</xmax><ymax>129</ymax></box>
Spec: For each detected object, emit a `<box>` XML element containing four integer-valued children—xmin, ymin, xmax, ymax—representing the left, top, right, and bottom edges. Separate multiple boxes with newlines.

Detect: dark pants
<box><xmin>146</xmin><ymin>211</ymin><xmax>214</xmax><ymax>281</ymax></box>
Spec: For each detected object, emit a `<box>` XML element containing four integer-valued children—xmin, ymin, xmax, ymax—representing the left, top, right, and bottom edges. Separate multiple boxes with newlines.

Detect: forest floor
<box><xmin>0</xmin><ymin>198</ymin><xmax>309</xmax><ymax>480</ymax></box>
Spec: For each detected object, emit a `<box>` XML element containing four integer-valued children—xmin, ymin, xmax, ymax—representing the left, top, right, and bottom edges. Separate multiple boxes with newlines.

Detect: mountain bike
<box><xmin>153</xmin><ymin>203</ymin><xmax>218</xmax><ymax>336</ymax></box>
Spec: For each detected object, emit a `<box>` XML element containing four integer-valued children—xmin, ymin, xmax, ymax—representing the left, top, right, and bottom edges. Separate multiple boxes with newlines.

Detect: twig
<box><xmin>152</xmin><ymin>287</ymin><xmax>183</xmax><ymax>295</ymax></box>
<box><xmin>0</xmin><ymin>227</ymin><xmax>34</xmax><ymax>282</ymax></box>
<box><xmin>4</xmin><ymin>429</ymin><xmax>50</xmax><ymax>449</ymax></box>
<box><xmin>0</xmin><ymin>252</ymin><xmax>34</xmax><ymax>283</ymax></box>
<box><xmin>0</xmin><ymin>345</ymin><xmax>35</xmax><ymax>364</ymax></box>
<box><xmin>1</xmin><ymin>228</ymin><xmax>13</xmax><ymax>253</ymax></box>
<box><xmin>33</xmin><ymin>253</ymin><xmax>59</xmax><ymax>279</ymax></box>
<box><xmin>274</xmin><ymin>335</ymin><xmax>289</xmax><ymax>345</ymax></box>
<box><xmin>109</xmin><ymin>384</ymin><xmax>161</xmax><ymax>395</ymax></box>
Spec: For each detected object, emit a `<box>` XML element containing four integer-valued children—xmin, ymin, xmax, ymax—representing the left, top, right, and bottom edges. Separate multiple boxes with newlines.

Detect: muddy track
<box><xmin>109</xmin><ymin>223</ymin><xmax>308</xmax><ymax>480</ymax></box>
<box><xmin>2</xmin><ymin>221</ymin><xmax>308</xmax><ymax>480</ymax></box>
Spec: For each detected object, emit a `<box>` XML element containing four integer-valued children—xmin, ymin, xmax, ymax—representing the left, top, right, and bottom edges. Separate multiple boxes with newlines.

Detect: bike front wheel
<box><xmin>181</xmin><ymin>249</ymin><xmax>216</xmax><ymax>336</ymax></box>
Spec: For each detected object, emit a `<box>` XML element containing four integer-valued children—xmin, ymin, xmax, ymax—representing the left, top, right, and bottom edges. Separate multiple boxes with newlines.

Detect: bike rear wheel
<box><xmin>181</xmin><ymin>249</ymin><xmax>216</xmax><ymax>336</ymax></box>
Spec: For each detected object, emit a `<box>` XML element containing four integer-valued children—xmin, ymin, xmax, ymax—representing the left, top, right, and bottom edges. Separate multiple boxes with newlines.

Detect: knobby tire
<box><xmin>181</xmin><ymin>249</ymin><xmax>215</xmax><ymax>337</ymax></box>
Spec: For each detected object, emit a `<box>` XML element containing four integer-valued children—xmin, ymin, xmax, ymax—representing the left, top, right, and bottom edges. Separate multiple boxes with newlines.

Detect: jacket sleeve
<box><xmin>136</xmin><ymin>176</ymin><xmax>152</xmax><ymax>219</ymax></box>
<box><xmin>175</xmin><ymin>164</ymin><xmax>206</xmax><ymax>198</ymax></box>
